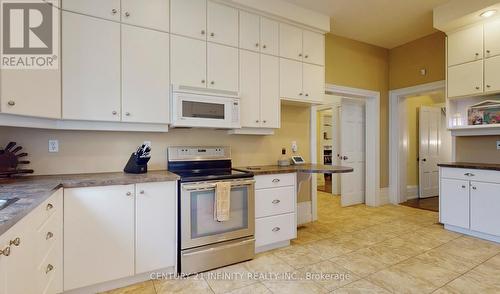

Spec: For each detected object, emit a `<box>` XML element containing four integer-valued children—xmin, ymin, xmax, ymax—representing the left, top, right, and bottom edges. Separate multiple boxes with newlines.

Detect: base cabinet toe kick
<box><xmin>439</xmin><ymin>166</ymin><xmax>500</xmax><ymax>243</ymax></box>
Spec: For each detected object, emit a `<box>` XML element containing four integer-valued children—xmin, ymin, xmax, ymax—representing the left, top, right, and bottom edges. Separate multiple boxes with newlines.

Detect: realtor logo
<box><xmin>1</xmin><ymin>0</ymin><xmax>59</xmax><ymax>69</ymax></box>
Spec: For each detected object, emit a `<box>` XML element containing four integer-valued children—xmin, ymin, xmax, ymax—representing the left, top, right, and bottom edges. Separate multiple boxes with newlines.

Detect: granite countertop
<box><xmin>235</xmin><ymin>163</ymin><xmax>354</xmax><ymax>175</ymax></box>
<box><xmin>0</xmin><ymin>170</ymin><xmax>179</xmax><ymax>236</ymax></box>
<box><xmin>438</xmin><ymin>162</ymin><xmax>500</xmax><ymax>171</ymax></box>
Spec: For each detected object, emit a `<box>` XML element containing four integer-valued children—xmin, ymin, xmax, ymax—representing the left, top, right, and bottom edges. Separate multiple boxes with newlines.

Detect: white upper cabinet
<box><xmin>260</xmin><ymin>18</ymin><xmax>279</xmax><ymax>56</ymax></box>
<box><xmin>207</xmin><ymin>43</ymin><xmax>239</xmax><ymax>92</ymax></box>
<box><xmin>260</xmin><ymin>54</ymin><xmax>280</xmax><ymax>128</ymax></box>
<box><xmin>239</xmin><ymin>50</ymin><xmax>261</xmax><ymax>127</ymax></box>
<box><xmin>484</xmin><ymin>55</ymin><xmax>500</xmax><ymax>93</ymax></box>
<box><xmin>303</xmin><ymin>30</ymin><xmax>325</xmax><ymax>65</ymax></box>
<box><xmin>62</xmin><ymin>0</ymin><xmax>120</xmax><ymax>21</ymax></box>
<box><xmin>303</xmin><ymin>63</ymin><xmax>325</xmax><ymax>102</ymax></box>
<box><xmin>279</xmin><ymin>24</ymin><xmax>303</xmax><ymax>61</ymax></box>
<box><xmin>484</xmin><ymin>19</ymin><xmax>500</xmax><ymax>58</ymax></box>
<box><xmin>122</xmin><ymin>25</ymin><xmax>170</xmax><ymax>124</ymax></box>
<box><xmin>280</xmin><ymin>58</ymin><xmax>303</xmax><ymax>100</ymax></box>
<box><xmin>121</xmin><ymin>0</ymin><xmax>169</xmax><ymax>31</ymax></box>
<box><xmin>62</xmin><ymin>12</ymin><xmax>121</xmax><ymax>122</ymax></box>
<box><xmin>447</xmin><ymin>60</ymin><xmax>483</xmax><ymax>98</ymax></box>
<box><xmin>170</xmin><ymin>35</ymin><xmax>207</xmax><ymax>88</ymax></box>
<box><xmin>207</xmin><ymin>1</ymin><xmax>239</xmax><ymax>47</ymax></box>
<box><xmin>447</xmin><ymin>25</ymin><xmax>483</xmax><ymax>66</ymax></box>
<box><xmin>239</xmin><ymin>11</ymin><xmax>261</xmax><ymax>52</ymax></box>
<box><xmin>170</xmin><ymin>0</ymin><xmax>207</xmax><ymax>40</ymax></box>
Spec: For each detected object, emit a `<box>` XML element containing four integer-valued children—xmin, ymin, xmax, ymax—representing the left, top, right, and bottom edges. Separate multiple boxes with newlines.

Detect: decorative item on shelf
<box><xmin>0</xmin><ymin>142</ymin><xmax>34</xmax><ymax>178</ymax></box>
<box><xmin>467</xmin><ymin>100</ymin><xmax>500</xmax><ymax>125</ymax></box>
<box><xmin>277</xmin><ymin>148</ymin><xmax>290</xmax><ymax>166</ymax></box>
<box><xmin>124</xmin><ymin>144</ymin><xmax>151</xmax><ymax>174</ymax></box>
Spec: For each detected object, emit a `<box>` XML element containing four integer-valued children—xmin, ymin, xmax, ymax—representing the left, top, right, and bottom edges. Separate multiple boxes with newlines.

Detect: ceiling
<box><xmin>281</xmin><ymin>0</ymin><xmax>450</xmax><ymax>48</ymax></box>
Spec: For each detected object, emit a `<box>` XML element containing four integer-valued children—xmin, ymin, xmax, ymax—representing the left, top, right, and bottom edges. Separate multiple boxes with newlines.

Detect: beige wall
<box><xmin>389</xmin><ymin>32</ymin><xmax>446</xmax><ymax>90</ymax></box>
<box><xmin>325</xmin><ymin>33</ymin><xmax>390</xmax><ymax>187</ymax></box>
<box><xmin>455</xmin><ymin>136</ymin><xmax>500</xmax><ymax>164</ymax></box>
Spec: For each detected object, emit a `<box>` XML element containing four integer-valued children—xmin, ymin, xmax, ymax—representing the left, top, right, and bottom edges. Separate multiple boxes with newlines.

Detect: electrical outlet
<box><xmin>48</xmin><ymin>140</ymin><xmax>59</xmax><ymax>153</ymax></box>
<box><xmin>497</xmin><ymin>141</ymin><xmax>500</xmax><ymax>150</ymax></box>
<box><xmin>291</xmin><ymin>141</ymin><xmax>298</xmax><ymax>153</ymax></box>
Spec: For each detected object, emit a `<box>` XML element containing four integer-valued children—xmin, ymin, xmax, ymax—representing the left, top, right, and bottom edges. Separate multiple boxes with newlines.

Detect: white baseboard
<box><xmin>407</xmin><ymin>185</ymin><xmax>418</xmax><ymax>200</ymax></box>
<box><xmin>379</xmin><ymin>187</ymin><xmax>389</xmax><ymax>205</ymax></box>
<box><xmin>297</xmin><ymin>201</ymin><xmax>312</xmax><ymax>225</ymax></box>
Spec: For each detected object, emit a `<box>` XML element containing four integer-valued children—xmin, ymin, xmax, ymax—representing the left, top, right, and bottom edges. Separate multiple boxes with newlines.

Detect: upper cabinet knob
<box><xmin>7</xmin><ymin>100</ymin><xmax>15</xmax><ymax>106</ymax></box>
<box><xmin>125</xmin><ymin>12</ymin><xmax>130</xmax><ymax>17</ymax></box>
<box><xmin>46</xmin><ymin>203</ymin><xmax>53</xmax><ymax>211</ymax></box>
<box><xmin>299</xmin><ymin>53</ymin><xmax>303</xmax><ymax>57</ymax></box>
<box><xmin>111</xmin><ymin>8</ymin><xmax>117</xmax><ymax>14</ymax></box>
<box><xmin>201</xmin><ymin>30</ymin><xmax>205</xmax><ymax>35</ymax></box>
<box><xmin>305</xmin><ymin>55</ymin><xmax>309</xmax><ymax>58</ymax></box>
<box><xmin>139</xmin><ymin>190</ymin><xmax>145</xmax><ymax>195</ymax></box>
<box><xmin>486</xmin><ymin>50</ymin><xmax>491</xmax><ymax>54</ymax></box>
<box><xmin>210</xmin><ymin>32</ymin><xmax>215</xmax><ymax>37</ymax></box>
<box><xmin>201</xmin><ymin>79</ymin><xmax>206</xmax><ymax>84</ymax></box>
<box><xmin>487</xmin><ymin>85</ymin><xmax>491</xmax><ymax>88</ymax></box>
<box><xmin>210</xmin><ymin>81</ymin><xmax>215</xmax><ymax>85</ymax></box>
<box><xmin>112</xmin><ymin>111</ymin><xmax>118</xmax><ymax>115</ymax></box>
<box><xmin>475</xmin><ymin>86</ymin><xmax>480</xmax><ymax>90</ymax></box>
<box><xmin>126</xmin><ymin>192</ymin><xmax>132</xmax><ymax>196</ymax></box>
<box><xmin>262</xmin><ymin>45</ymin><xmax>267</xmax><ymax>49</ymax></box>
<box><xmin>255</xmin><ymin>43</ymin><xmax>259</xmax><ymax>47</ymax></box>
<box><xmin>125</xmin><ymin>112</ymin><xmax>131</xmax><ymax>116</ymax></box>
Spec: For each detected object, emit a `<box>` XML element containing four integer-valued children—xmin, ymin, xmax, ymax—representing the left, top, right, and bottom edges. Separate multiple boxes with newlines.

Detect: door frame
<box><xmin>310</xmin><ymin>84</ymin><xmax>380</xmax><ymax>221</ymax></box>
<box><xmin>388</xmin><ymin>80</ymin><xmax>447</xmax><ymax>204</ymax></box>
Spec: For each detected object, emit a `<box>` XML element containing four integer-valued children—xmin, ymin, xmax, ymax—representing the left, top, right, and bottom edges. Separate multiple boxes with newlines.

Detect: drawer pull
<box><xmin>272</xmin><ymin>227</ymin><xmax>281</xmax><ymax>232</ymax></box>
<box><xmin>472</xmin><ymin>186</ymin><xmax>477</xmax><ymax>190</ymax></box>
<box><xmin>0</xmin><ymin>246</ymin><xmax>10</xmax><ymax>256</ymax></box>
<box><xmin>46</xmin><ymin>264</ymin><xmax>54</xmax><ymax>274</ymax></box>
<box><xmin>46</xmin><ymin>232</ymin><xmax>54</xmax><ymax>240</ymax></box>
<box><xmin>272</xmin><ymin>179</ymin><xmax>280</xmax><ymax>183</ymax></box>
<box><xmin>464</xmin><ymin>173</ymin><xmax>475</xmax><ymax>177</ymax></box>
<box><xmin>9</xmin><ymin>237</ymin><xmax>20</xmax><ymax>247</ymax></box>
<box><xmin>272</xmin><ymin>199</ymin><xmax>281</xmax><ymax>204</ymax></box>
<box><xmin>46</xmin><ymin>203</ymin><xmax>53</xmax><ymax>211</ymax></box>
<box><xmin>461</xmin><ymin>185</ymin><xmax>466</xmax><ymax>189</ymax></box>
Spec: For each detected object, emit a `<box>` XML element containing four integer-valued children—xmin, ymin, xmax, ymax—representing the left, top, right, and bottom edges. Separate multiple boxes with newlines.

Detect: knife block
<box><xmin>124</xmin><ymin>153</ymin><xmax>150</xmax><ymax>174</ymax></box>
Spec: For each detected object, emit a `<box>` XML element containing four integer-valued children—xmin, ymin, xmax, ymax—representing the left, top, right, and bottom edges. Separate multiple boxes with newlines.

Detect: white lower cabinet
<box><xmin>64</xmin><ymin>181</ymin><xmax>177</xmax><ymax>291</ymax></box>
<box><xmin>440</xmin><ymin>167</ymin><xmax>500</xmax><ymax>242</ymax></box>
<box><xmin>254</xmin><ymin>173</ymin><xmax>297</xmax><ymax>252</ymax></box>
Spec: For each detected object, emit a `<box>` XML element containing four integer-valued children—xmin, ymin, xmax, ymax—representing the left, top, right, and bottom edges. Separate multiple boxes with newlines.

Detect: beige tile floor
<box><xmin>103</xmin><ymin>192</ymin><xmax>500</xmax><ymax>294</ymax></box>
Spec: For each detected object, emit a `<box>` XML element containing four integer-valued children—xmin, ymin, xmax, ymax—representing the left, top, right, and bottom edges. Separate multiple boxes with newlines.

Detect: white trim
<box><xmin>310</xmin><ymin>108</ymin><xmax>319</xmax><ymax>221</ymax></box>
<box><xmin>379</xmin><ymin>187</ymin><xmax>390</xmax><ymax>205</ymax></box>
<box><xmin>389</xmin><ymin>81</ymin><xmax>446</xmax><ymax>204</ymax></box>
<box><xmin>445</xmin><ymin>224</ymin><xmax>500</xmax><ymax>244</ymax></box>
<box><xmin>311</xmin><ymin>84</ymin><xmax>381</xmax><ymax>209</ymax></box>
<box><xmin>297</xmin><ymin>201</ymin><xmax>312</xmax><ymax>225</ymax></box>
<box><xmin>406</xmin><ymin>185</ymin><xmax>419</xmax><ymax>200</ymax></box>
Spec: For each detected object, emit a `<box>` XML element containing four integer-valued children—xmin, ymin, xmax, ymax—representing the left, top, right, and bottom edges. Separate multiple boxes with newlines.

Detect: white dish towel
<box><xmin>214</xmin><ymin>181</ymin><xmax>231</xmax><ymax>222</ymax></box>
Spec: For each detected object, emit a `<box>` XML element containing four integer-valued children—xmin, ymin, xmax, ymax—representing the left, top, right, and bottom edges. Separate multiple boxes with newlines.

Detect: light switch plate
<box><xmin>497</xmin><ymin>141</ymin><xmax>500</xmax><ymax>150</ymax></box>
<box><xmin>48</xmin><ymin>140</ymin><xmax>59</xmax><ymax>153</ymax></box>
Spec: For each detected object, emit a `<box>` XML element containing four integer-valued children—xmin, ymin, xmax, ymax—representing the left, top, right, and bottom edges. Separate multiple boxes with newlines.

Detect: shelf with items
<box><xmin>447</xmin><ymin>94</ymin><xmax>500</xmax><ymax>135</ymax></box>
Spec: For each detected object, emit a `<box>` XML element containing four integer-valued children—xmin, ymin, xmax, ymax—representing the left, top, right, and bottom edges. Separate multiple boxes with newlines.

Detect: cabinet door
<box><xmin>207</xmin><ymin>1</ymin><xmax>238</xmax><ymax>47</ymax></box>
<box><xmin>447</xmin><ymin>26</ymin><xmax>483</xmax><ymax>66</ymax></box>
<box><xmin>440</xmin><ymin>178</ymin><xmax>469</xmax><ymax>229</ymax></box>
<box><xmin>1</xmin><ymin>69</ymin><xmax>61</xmax><ymax>118</ymax></box>
<box><xmin>136</xmin><ymin>182</ymin><xmax>177</xmax><ymax>274</ymax></box>
<box><xmin>207</xmin><ymin>43</ymin><xmax>238</xmax><ymax>92</ymax></box>
<box><xmin>303</xmin><ymin>63</ymin><xmax>325</xmax><ymax>102</ymax></box>
<box><xmin>484</xmin><ymin>55</ymin><xmax>500</xmax><ymax>93</ymax></box>
<box><xmin>62</xmin><ymin>0</ymin><xmax>120</xmax><ymax>21</ymax></box>
<box><xmin>121</xmin><ymin>0</ymin><xmax>169</xmax><ymax>31</ymax></box>
<box><xmin>64</xmin><ymin>185</ymin><xmax>135</xmax><ymax>291</ymax></box>
<box><xmin>170</xmin><ymin>0</ymin><xmax>206</xmax><ymax>40</ymax></box>
<box><xmin>447</xmin><ymin>60</ymin><xmax>483</xmax><ymax>98</ymax></box>
<box><xmin>484</xmin><ymin>19</ymin><xmax>500</xmax><ymax>58</ymax></box>
<box><xmin>279</xmin><ymin>58</ymin><xmax>303</xmax><ymax>100</ymax></box>
<box><xmin>62</xmin><ymin>12</ymin><xmax>121</xmax><ymax>121</ymax></box>
<box><xmin>470</xmin><ymin>181</ymin><xmax>500</xmax><ymax>236</ymax></box>
<box><xmin>260</xmin><ymin>17</ymin><xmax>279</xmax><ymax>56</ymax></box>
<box><xmin>239</xmin><ymin>11</ymin><xmax>260</xmax><ymax>52</ymax></box>
<box><xmin>171</xmin><ymin>35</ymin><xmax>207</xmax><ymax>88</ymax></box>
<box><xmin>303</xmin><ymin>30</ymin><xmax>325</xmax><ymax>66</ymax></box>
<box><xmin>260</xmin><ymin>54</ymin><xmax>280</xmax><ymax>128</ymax></box>
<box><xmin>279</xmin><ymin>24</ymin><xmax>303</xmax><ymax>61</ymax></box>
<box><xmin>122</xmin><ymin>25</ymin><xmax>170</xmax><ymax>124</ymax></box>
<box><xmin>239</xmin><ymin>50</ymin><xmax>261</xmax><ymax>128</ymax></box>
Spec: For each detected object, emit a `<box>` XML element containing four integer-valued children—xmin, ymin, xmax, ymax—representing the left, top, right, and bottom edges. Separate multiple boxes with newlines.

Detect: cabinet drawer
<box><xmin>255</xmin><ymin>173</ymin><xmax>296</xmax><ymax>189</ymax></box>
<box><xmin>441</xmin><ymin>167</ymin><xmax>500</xmax><ymax>183</ymax></box>
<box><xmin>30</xmin><ymin>189</ymin><xmax>62</xmax><ymax>230</ymax></box>
<box><xmin>255</xmin><ymin>186</ymin><xmax>295</xmax><ymax>218</ymax></box>
<box><xmin>36</xmin><ymin>242</ymin><xmax>63</xmax><ymax>294</ymax></box>
<box><xmin>35</xmin><ymin>212</ymin><xmax>62</xmax><ymax>267</ymax></box>
<box><xmin>255</xmin><ymin>213</ymin><xmax>296</xmax><ymax>247</ymax></box>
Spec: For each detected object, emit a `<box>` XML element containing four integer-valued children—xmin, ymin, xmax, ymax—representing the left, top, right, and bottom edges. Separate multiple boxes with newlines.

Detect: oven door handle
<box><xmin>182</xmin><ymin>180</ymin><xmax>255</xmax><ymax>191</ymax></box>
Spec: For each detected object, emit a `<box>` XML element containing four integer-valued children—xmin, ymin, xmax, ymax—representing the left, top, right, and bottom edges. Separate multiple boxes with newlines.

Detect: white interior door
<box><xmin>340</xmin><ymin>100</ymin><xmax>365</xmax><ymax>207</ymax></box>
<box><xmin>419</xmin><ymin>106</ymin><xmax>440</xmax><ymax>198</ymax></box>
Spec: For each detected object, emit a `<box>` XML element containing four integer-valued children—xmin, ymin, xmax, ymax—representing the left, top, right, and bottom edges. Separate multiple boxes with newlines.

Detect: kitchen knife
<box><xmin>16</xmin><ymin>153</ymin><xmax>28</xmax><ymax>158</ymax></box>
<box><xmin>18</xmin><ymin>160</ymin><xmax>30</xmax><ymax>165</ymax></box>
<box><xmin>11</xmin><ymin>146</ymin><xmax>22</xmax><ymax>154</ymax></box>
<box><xmin>4</xmin><ymin>142</ymin><xmax>16</xmax><ymax>152</ymax></box>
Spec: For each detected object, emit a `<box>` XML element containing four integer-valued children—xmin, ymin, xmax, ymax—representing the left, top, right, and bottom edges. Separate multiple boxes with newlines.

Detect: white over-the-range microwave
<box><xmin>170</xmin><ymin>85</ymin><xmax>241</xmax><ymax>129</ymax></box>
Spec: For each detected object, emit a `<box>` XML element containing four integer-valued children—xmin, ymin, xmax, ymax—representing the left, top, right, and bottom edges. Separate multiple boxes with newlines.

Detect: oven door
<box><xmin>180</xmin><ymin>179</ymin><xmax>255</xmax><ymax>249</ymax></box>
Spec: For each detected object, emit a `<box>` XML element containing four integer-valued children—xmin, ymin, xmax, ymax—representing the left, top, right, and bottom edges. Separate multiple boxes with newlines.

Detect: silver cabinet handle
<box><xmin>272</xmin><ymin>199</ymin><xmax>280</xmax><ymax>204</ymax></box>
<box><xmin>210</xmin><ymin>32</ymin><xmax>215</xmax><ymax>37</ymax></box>
<box><xmin>210</xmin><ymin>81</ymin><xmax>215</xmax><ymax>85</ymax></box>
<box><xmin>475</xmin><ymin>86</ymin><xmax>480</xmax><ymax>90</ymax></box>
<box><xmin>305</xmin><ymin>55</ymin><xmax>309</xmax><ymax>58</ymax></box>
<box><xmin>475</xmin><ymin>53</ymin><xmax>480</xmax><ymax>56</ymax></box>
<box><xmin>9</xmin><ymin>237</ymin><xmax>20</xmax><ymax>247</ymax></box>
<box><xmin>0</xmin><ymin>246</ymin><xmax>10</xmax><ymax>257</ymax></box>
<box><xmin>298</xmin><ymin>53</ymin><xmax>302</xmax><ymax>57</ymax></box>
<box><xmin>272</xmin><ymin>178</ymin><xmax>280</xmax><ymax>183</ymax></box>
<box><xmin>46</xmin><ymin>232</ymin><xmax>54</xmax><ymax>240</ymax></box>
<box><xmin>461</xmin><ymin>185</ymin><xmax>466</xmax><ymax>189</ymax></box>
<box><xmin>486</xmin><ymin>50</ymin><xmax>491</xmax><ymax>54</ymax></box>
<box><xmin>255</xmin><ymin>43</ymin><xmax>259</xmax><ymax>47</ymax></box>
<box><xmin>272</xmin><ymin>227</ymin><xmax>281</xmax><ymax>232</ymax></box>
<box><xmin>299</xmin><ymin>93</ymin><xmax>303</xmax><ymax>96</ymax></box>
<box><xmin>7</xmin><ymin>100</ymin><xmax>15</xmax><ymax>106</ymax></box>
<box><xmin>263</xmin><ymin>120</ymin><xmax>267</xmax><ymax>123</ymax></box>
<box><xmin>126</xmin><ymin>192</ymin><xmax>132</xmax><ymax>196</ymax></box>
<box><xmin>305</xmin><ymin>93</ymin><xmax>309</xmax><ymax>97</ymax></box>
<box><xmin>263</xmin><ymin>45</ymin><xmax>267</xmax><ymax>49</ymax></box>
<box><xmin>201</xmin><ymin>79</ymin><xmax>206</xmax><ymax>84</ymax></box>
<box><xmin>125</xmin><ymin>112</ymin><xmax>131</xmax><ymax>116</ymax></box>
<box><xmin>464</xmin><ymin>173</ymin><xmax>475</xmax><ymax>177</ymax></box>
<box><xmin>46</xmin><ymin>264</ymin><xmax>54</xmax><ymax>274</ymax></box>
<box><xmin>112</xmin><ymin>111</ymin><xmax>118</xmax><ymax>115</ymax></box>
<box><xmin>486</xmin><ymin>85</ymin><xmax>491</xmax><ymax>88</ymax></box>
<box><xmin>472</xmin><ymin>186</ymin><xmax>477</xmax><ymax>190</ymax></box>
<box><xmin>111</xmin><ymin>8</ymin><xmax>117</xmax><ymax>14</ymax></box>
<box><xmin>139</xmin><ymin>190</ymin><xmax>145</xmax><ymax>195</ymax></box>
<box><xmin>255</xmin><ymin>120</ymin><xmax>260</xmax><ymax>123</ymax></box>
<box><xmin>46</xmin><ymin>203</ymin><xmax>53</xmax><ymax>211</ymax></box>
<box><xmin>124</xmin><ymin>12</ymin><xmax>130</xmax><ymax>17</ymax></box>
<box><xmin>201</xmin><ymin>30</ymin><xmax>205</xmax><ymax>35</ymax></box>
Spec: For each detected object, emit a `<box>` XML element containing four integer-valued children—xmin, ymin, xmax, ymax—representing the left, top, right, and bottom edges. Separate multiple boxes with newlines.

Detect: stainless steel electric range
<box><xmin>167</xmin><ymin>146</ymin><xmax>255</xmax><ymax>274</ymax></box>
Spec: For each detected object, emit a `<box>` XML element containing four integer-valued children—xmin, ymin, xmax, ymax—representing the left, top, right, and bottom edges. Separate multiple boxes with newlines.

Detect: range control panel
<box><xmin>167</xmin><ymin>146</ymin><xmax>230</xmax><ymax>161</ymax></box>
